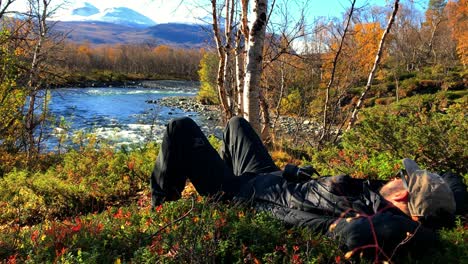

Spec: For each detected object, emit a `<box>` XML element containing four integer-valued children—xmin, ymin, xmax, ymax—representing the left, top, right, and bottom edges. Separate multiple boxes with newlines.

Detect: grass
<box><xmin>0</xmin><ymin>142</ymin><xmax>466</xmax><ymax>263</ymax></box>
<box><xmin>0</xmin><ymin>190</ymin><xmax>344</xmax><ymax>263</ymax></box>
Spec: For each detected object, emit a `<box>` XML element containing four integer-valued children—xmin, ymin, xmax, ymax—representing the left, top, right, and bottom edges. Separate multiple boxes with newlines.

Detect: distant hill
<box><xmin>51</xmin><ymin>2</ymin><xmax>213</xmax><ymax>47</ymax></box>
<box><xmin>53</xmin><ymin>21</ymin><xmax>213</xmax><ymax>47</ymax></box>
<box><xmin>143</xmin><ymin>23</ymin><xmax>212</xmax><ymax>45</ymax></box>
<box><xmin>57</xmin><ymin>2</ymin><xmax>157</xmax><ymax>28</ymax></box>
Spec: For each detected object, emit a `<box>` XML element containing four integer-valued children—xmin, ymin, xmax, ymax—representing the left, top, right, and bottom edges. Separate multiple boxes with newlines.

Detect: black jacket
<box><xmin>237</xmin><ymin>172</ymin><xmax>467</xmax><ymax>260</ymax></box>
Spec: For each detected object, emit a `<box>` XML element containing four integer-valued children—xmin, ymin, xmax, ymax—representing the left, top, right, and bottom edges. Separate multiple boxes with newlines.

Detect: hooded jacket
<box><xmin>237</xmin><ymin>172</ymin><xmax>466</xmax><ymax>260</ymax></box>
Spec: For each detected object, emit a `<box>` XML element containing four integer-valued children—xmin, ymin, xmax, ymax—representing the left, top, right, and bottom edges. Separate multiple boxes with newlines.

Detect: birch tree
<box><xmin>210</xmin><ymin>0</ymin><xmax>234</xmax><ymax>119</ymax></box>
<box><xmin>210</xmin><ymin>0</ymin><xmax>312</xmax><ymax>137</ymax></box>
<box><xmin>319</xmin><ymin>0</ymin><xmax>356</xmax><ymax>144</ymax></box>
<box><xmin>23</xmin><ymin>0</ymin><xmax>63</xmax><ymax>158</ymax></box>
<box><xmin>242</xmin><ymin>0</ymin><xmax>268</xmax><ymax>134</ymax></box>
<box><xmin>346</xmin><ymin>0</ymin><xmax>400</xmax><ymax>130</ymax></box>
<box><xmin>425</xmin><ymin>0</ymin><xmax>447</xmax><ymax>61</ymax></box>
<box><xmin>210</xmin><ymin>0</ymin><xmax>268</xmax><ymax>135</ymax></box>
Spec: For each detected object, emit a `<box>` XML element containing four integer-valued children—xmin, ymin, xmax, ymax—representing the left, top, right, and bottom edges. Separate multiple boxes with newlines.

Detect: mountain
<box><xmin>71</xmin><ymin>2</ymin><xmax>99</xmax><ymax>17</ymax></box>
<box><xmin>52</xmin><ymin>3</ymin><xmax>212</xmax><ymax>47</ymax></box>
<box><xmin>98</xmin><ymin>7</ymin><xmax>156</xmax><ymax>28</ymax></box>
<box><xmin>59</xmin><ymin>2</ymin><xmax>156</xmax><ymax>28</ymax></box>
<box><xmin>53</xmin><ymin>21</ymin><xmax>213</xmax><ymax>47</ymax></box>
<box><xmin>143</xmin><ymin>23</ymin><xmax>212</xmax><ymax>45</ymax></box>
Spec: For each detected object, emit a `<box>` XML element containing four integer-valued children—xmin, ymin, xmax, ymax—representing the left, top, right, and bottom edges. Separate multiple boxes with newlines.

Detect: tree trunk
<box><xmin>272</xmin><ymin>61</ymin><xmax>285</xmax><ymax>130</ymax></box>
<box><xmin>236</xmin><ymin>0</ymin><xmax>250</xmax><ymax>116</ymax></box>
<box><xmin>25</xmin><ymin>0</ymin><xmax>50</xmax><ymax>159</ymax></box>
<box><xmin>394</xmin><ymin>73</ymin><xmax>400</xmax><ymax>102</ymax></box>
<box><xmin>347</xmin><ymin>0</ymin><xmax>400</xmax><ymax>131</ymax></box>
<box><xmin>243</xmin><ymin>0</ymin><xmax>268</xmax><ymax>135</ymax></box>
<box><xmin>319</xmin><ymin>0</ymin><xmax>355</xmax><ymax>143</ymax></box>
<box><xmin>223</xmin><ymin>0</ymin><xmax>236</xmax><ymax>112</ymax></box>
<box><xmin>211</xmin><ymin>0</ymin><xmax>232</xmax><ymax>120</ymax></box>
<box><xmin>235</xmin><ymin>30</ymin><xmax>245</xmax><ymax>115</ymax></box>
<box><xmin>223</xmin><ymin>47</ymin><xmax>233</xmax><ymax>110</ymax></box>
<box><xmin>259</xmin><ymin>91</ymin><xmax>270</xmax><ymax>141</ymax></box>
<box><xmin>427</xmin><ymin>18</ymin><xmax>443</xmax><ymax>64</ymax></box>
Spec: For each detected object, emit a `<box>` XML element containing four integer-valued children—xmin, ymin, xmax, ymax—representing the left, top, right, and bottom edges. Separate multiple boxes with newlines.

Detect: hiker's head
<box><xmin>380</xmin><ymin>158</ymin><xmax>456</xmax><ymax>221</ymax></box>
<box><xmin>380</xmin><ymin>178</ymin><xmax>411</xmax><ymax>216</ymax></box>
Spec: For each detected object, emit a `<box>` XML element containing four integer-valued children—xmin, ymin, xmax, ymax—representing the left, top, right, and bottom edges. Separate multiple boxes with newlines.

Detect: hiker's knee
<box><xmin>167</xmin><ymin>117</ymin><xmax>198</xmax><ymax>135</ymax></box>
<box><xmin>227</xmin><ymin>116</ymin><xmax>248</xmax><ymax>131</ymax></box>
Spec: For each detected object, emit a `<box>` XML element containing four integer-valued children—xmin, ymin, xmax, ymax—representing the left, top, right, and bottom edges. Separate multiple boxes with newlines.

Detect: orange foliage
<box><xmin>352</xmin><ymin>22</ymin><xmax>385</xmax><ymax>73</ymax></box>
<box><xmin>152</xmin><ymin>45</ymin><xmax>173</xmax><ymax>55</ymax></box>
<box><xmin>446</xmin><ymin>0</ymin><xmax>468</xmax><ymax>66</ymax></box>
<box><xmin>322</xmin><ymin>22</ymin><xmax>386</xmax><ymax>87</ymax></box>
<box><xmin>77</xmin><ymin>44</ymin><xmax>91</xmax><ymax>56</ymax></box>
<box><xmin>56</xmin><ymin>42</ymin><xmax>203</xmax><ymax>79</ymax></box>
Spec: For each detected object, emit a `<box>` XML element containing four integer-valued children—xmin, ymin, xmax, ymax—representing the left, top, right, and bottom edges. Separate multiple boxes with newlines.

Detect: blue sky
<box><xmin>10</xmin><ymin>0</ymin><xmax>429</xmax><ymax>24</ymax></box>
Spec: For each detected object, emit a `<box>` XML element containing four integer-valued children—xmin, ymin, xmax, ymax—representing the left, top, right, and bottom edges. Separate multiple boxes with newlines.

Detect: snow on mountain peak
<box><xmin>59</xmin><ymin>4</ymin><xmax>156</xmax><ymax>28</ymax></box>
<box><xmin>99</xmin><ymin>7</ymin><xmax>156</xmax><ymax>27</ymax></box>
<box><xmin>71</xmin><ymin>2</ymin><xmax>99</xmax><ymax>17</ymax></box>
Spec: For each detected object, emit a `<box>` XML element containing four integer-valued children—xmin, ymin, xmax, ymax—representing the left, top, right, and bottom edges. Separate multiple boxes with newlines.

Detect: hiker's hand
<box><xmin>283</xmin><ymin>164</ymin><xmax>313</xmax><ymax>182</ymax></box>
<box><xmin>300</xmin><ymin>165</ymin><xmax>320</xmax><ymax>178</ymax></box>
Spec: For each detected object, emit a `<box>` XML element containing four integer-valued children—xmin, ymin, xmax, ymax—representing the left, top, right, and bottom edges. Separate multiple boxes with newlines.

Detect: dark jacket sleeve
<box><xmin>255</xmin><ymin>202</ymin><xmax>337</xmax><ymax>234</ymax></box>
<box><xmin>327</xmin><ymin>211</ymin><xmax>439</xmax><ymax>260</ymax></box>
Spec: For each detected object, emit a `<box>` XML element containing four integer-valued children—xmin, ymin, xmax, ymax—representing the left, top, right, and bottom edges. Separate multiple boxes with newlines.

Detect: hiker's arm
<box><xmin>255</xmin><ymin>202</ymin><xmax>336</xmax><ymax>234</ymax></box>
<box><xmin>328</xmin><ymin>211</ymin><xmax>439</xmax><ymax>259</ymax></box>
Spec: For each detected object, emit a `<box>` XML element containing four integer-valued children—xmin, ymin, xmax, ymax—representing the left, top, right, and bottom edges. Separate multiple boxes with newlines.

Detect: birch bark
<box><xmin>243</xmin><ymin>0</ymin><xmax>268</xmax><ymax>135</ymax></box>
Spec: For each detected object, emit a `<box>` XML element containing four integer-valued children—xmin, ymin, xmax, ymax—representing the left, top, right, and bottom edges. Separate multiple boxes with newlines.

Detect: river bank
<box><xmin>54</xmin><ymin>79</ymin><xmax>200</xmax><ymax>90</ymax></box>
<box><xmin>152</xmin><ymin>96</ymin><xmax>224</xmax><ymax>138</ymax></box>
<box><xmin>154</xmin><ymin>96</ymin><xmax>327</xmax><ymax>144</ymax></box>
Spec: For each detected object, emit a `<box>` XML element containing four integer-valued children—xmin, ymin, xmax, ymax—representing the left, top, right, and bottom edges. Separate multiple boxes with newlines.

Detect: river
<box><xmin>45</xmin><ymin>81</ymin><xmax>200</xmax><ymax>150</ymax></box>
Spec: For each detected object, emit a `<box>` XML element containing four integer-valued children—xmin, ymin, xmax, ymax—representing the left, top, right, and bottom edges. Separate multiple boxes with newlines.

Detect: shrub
<box><xmin>399</xmin><ymin>78</ymin><xmax>419</xmax><ymax>97</ymax></box>
<box><xmin>305</xmin><ymin>93</ymin><xmax>467</xmax><ymax>179</ymax></box>
<box><xmin>208</xmin><ymin>134</ymin><xmax>222</xmax><ymax>151</ymax></box>
<box><xmin>280</xmin><ymin>88</ymin><xmax>303</xmax><ymax>115</ymax></box>
<box><xmin>0</xmin><ymin>198</ymin><xmax>344</xmax><ymax>263</ymax></box>
<box><xmin>375</xmin><ymin>97</ymin><xmax>395</xmax><ymax>105</ymax></box>
<box><xmin>0</xmin><ymin>141</ymin><xmax>158</xmax><ymax>225</ymax></box>
<box><xmin>197</xmin><ymin>52</ymin><xmax>219</xmax><ymax>105</ymax></box>
<box><xmin>341</xmin><ymin>98</ymin><xmax>467</xmax><ymax>177</ymax></box>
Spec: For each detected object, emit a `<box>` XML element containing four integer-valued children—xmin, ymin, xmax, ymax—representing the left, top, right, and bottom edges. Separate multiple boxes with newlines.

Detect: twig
<box><xmin>388</xmin><ymin>221</ymin><xmax>422</xmax><ymax>261</ymax></box>
<box><xmin>149</xmin><ymin>197</ymin><xmax>195</xmax><ymax>240</ymax></box>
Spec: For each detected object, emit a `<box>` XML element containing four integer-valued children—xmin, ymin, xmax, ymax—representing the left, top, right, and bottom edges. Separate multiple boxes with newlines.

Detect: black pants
<box><xmin>150</xmin><ymin>116</ymin><xmax>279</xmax><ymax>207</ymax></box>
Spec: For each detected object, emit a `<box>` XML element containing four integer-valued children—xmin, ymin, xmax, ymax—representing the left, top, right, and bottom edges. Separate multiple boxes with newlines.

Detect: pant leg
<box><xmin>220</xmin><ymin>116</ymin><xmax>280</xmax><ymax>176</ymax></box>
<box><xmin>150</xmin><ymin>117</ymin><xmax>235</xmax><ymax>207</ymax></box>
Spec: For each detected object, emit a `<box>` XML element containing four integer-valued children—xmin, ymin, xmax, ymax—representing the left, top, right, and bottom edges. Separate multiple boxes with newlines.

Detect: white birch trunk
<box><xmin>243</xmin><ymin>0</ymin><xmax>268</xmax><ymax>135</ymax></box>
<box><xmin>347</xmin><ymin>0</ymin><xmax>400</xmax><ymax>131</ymax></box>
<box><xmin>236</xmin><ymin>0</ymin><xmax>250</xmax><ymax>115</ymax></box>
<box><xmin>235</xmin><ymin>30</ymin><xmax>245</xmax><ymax>115</ymax></box>
<box><xmin>223</xmin><ymin>0</ymin><xmax>235</xmax><ymax>111</ymax></box>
